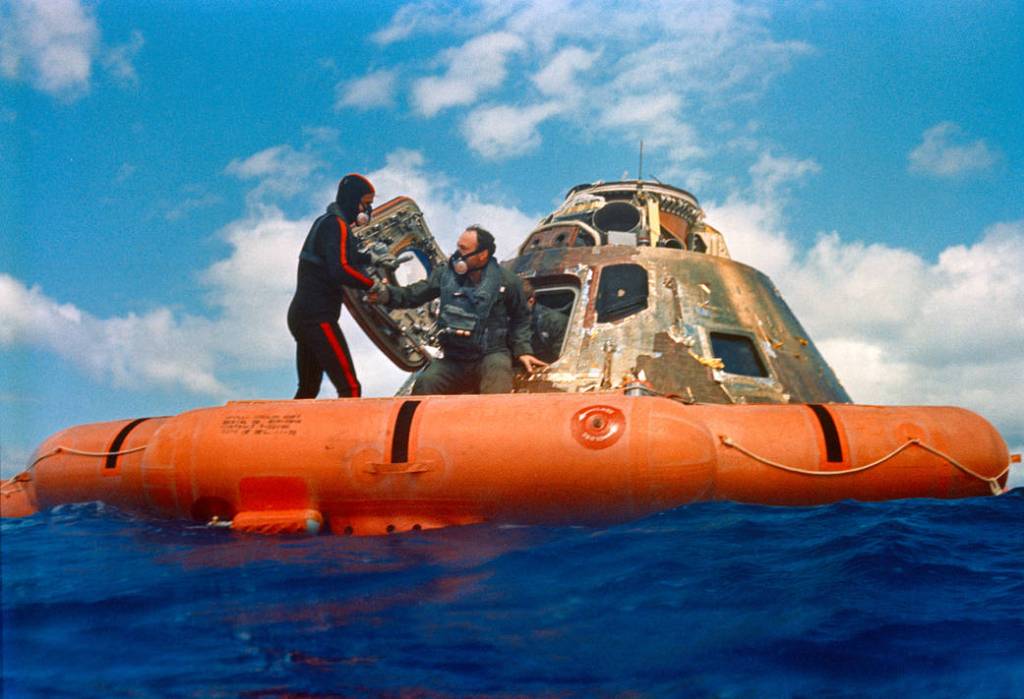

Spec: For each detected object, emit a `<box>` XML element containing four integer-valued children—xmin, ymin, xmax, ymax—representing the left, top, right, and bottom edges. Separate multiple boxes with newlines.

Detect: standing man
<box><xmin>287</xmin><ymin>173</ymin><xmax>376</xmax><ymax>399</ymax></box>
<box><xmin>370</xmin><ymin>225</ymin><xmax>547</xmax><ymax>394</ymax></box>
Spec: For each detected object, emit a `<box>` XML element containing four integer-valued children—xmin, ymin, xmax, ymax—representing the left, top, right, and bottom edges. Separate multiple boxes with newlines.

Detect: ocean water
<box><xmin>2</xmin><ymin>492</ymin><xmax>1022</xmax><ymax>698</ymax></box>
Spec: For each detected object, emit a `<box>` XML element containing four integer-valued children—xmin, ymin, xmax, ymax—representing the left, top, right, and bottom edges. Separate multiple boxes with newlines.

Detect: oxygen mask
<box><xmin>355</xmin><ymin>203</ymin><xmax>372</xmax><ymax>226</ymax></box>
<box><xmin>450</xmin><ymin>246</ymin><xmax>485</xmax><ymax>275</ymax></box>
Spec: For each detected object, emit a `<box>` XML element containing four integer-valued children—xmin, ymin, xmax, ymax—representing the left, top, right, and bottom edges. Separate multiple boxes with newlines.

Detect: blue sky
<box><xmin>2</xmin><ymin>0</ymin><xmax>1022</xmax><ymax>476</ymax></box>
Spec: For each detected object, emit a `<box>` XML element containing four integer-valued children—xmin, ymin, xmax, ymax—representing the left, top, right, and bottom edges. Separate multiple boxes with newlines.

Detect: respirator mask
<box><xmin>355</xmin><ymin>203</ymin><xmax>372</xmax><ymax>226</ymax></box>
<box><xmin>450</xmin><ymin>245</ymin><xmax>485</xmax><ymax>275</ymax></box>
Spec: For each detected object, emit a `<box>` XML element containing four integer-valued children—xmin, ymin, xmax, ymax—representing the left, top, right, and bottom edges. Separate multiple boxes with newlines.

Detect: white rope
<box><xmin>0</xmin><ymin>445</ymin><xmax>149</xmax><ymax>493</ymax></box>
<box><xmin>719</xmin><ymin>435</ymin><xmax>1010</xmax><ymax>496</ymax></box>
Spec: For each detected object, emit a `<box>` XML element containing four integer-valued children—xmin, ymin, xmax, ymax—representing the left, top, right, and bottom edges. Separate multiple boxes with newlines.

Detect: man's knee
<box><xmin>411</xmin><ymin>360</ymin><xmax>455</xmax><ymax>395</ymax></box>
<box><xmin>479</xmin><ymin>352</ymin><xmax>513</xmax><ymax>394</ymax></box>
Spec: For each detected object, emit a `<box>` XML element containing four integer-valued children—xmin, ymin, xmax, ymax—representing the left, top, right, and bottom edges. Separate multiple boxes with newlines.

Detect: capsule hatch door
<box><xmin>342</xmin><ymin>196</ymin><xmax>446</xmax><ymax>371</ymax></box>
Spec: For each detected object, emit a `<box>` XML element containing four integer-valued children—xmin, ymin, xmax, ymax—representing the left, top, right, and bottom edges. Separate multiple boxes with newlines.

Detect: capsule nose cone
<box><xmin>1</xmin><ymin>476</ymin><xmax>38</xmax><ymax>518</ymax></box>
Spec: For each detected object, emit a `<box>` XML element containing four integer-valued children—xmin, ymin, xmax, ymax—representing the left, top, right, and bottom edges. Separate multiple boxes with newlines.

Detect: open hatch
<box><xmin>342</xmin><ymin>197</ymin><xmax>447</xmax><ymax>371</ymax></box>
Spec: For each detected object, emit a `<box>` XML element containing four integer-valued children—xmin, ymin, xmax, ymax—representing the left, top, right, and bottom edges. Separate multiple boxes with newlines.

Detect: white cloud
<box><xmin>1</xmin><ymin>0</ymin><xmax>144</xmax><ymax>100</ymax></box>
<box><xmin>697</xmin><ymin>151</ymin><xmax>1023</xmax><ymax>447</ymax></box>
<box><xmin>386</xmin><ymin>1</ymin><xmax>811</xmax><ymax>162</ymax></box>
<box><xmin>609</xmin><ymin>6</ymin><xmax>811</xmax><ymax>101</ymax></box>
<box><xmin>225</xmin><ymin>145</ymin><xmax>322</xmax><ymax>201</ymax></box>
<box><xmin>749</xmin><ymin>151</ymin><xmax>820</xmax><ymax>200</ymax></box>
<box><xmin>0</xmin><ymin>0</ymin><xmax>99</xmax><ymax>99</ymax></box>
<box><xmin>453</xmin><ymin>45</ymin><xmax>598</xmax><ymax>161</ymax></box>
<box><xmin>372</xmin><ymin>3</ymin><xmax>470</xmax><ymax>45</ymax></box>
<box><xmin>601</xmin><ymin>93</ymin><xmax>680</xmax><ymax>129</ymax></box>
<box><xmin>908</xmin><ymin>122</ymin><xmax>998</xmax><ymax>177</ymax></box>
<box><xmin>462</xmin><ymin>101</ymin><xmax>563</xmax><ymax>159</ymax></box>
<box><xmin>411</xmin><ymin>31</ymin><xmax>526</xmax><ymax>117</ymax></box>
<box><xmin>0</xmin><ymin>148</ymin><xmax>540</xmax><ymax>401</ymax></box>
<box><xmin>101</xmin><ymin>29</ymin><xmax>143</xmax><ymax>86</ymax></box>
<box><xmin>335</xmin><ymin>68</ymin><xmax>397</xmax><ymax>111</ymax></box>
<box><xmin>225</xmin><ymin>145</ymin><xmax>317</xmax><ymax>180</ymax></box>
<box><xmin>366</xmin><ymin>149</ymin><xmax>538</xmax><ymax>253</ymax></box>
<box><xmin>600</xmin><ymin>93</ymin><xmax>703</xmax><ymax>164</ymax></box>
<box><xmin>704</xmin><ymin>169</ymin><xmax>1024</xmax><ymax>446</ymax></box>
<box><xmin>704</xmin><ymin>195</ymin><xmax>795</xmax><ymax>279</ymax></box>
<box><xmin>200</xmin><ymin>205</ymin><xmax>307</xmax><ymax>367</ymax></box>
<box><xmin>702</xmin><ymin>150</ymin><xmax>819</xmax><ymax>277</ymax></box>
<box><xmin>0</xmin><ymin>274</ymin><xmax>227</xmax><ymax>395</ymax></box>
<box><xmin>531</xmin><ymin>46</ymin><xmax>598</xmax><ymax>96</ymax></box>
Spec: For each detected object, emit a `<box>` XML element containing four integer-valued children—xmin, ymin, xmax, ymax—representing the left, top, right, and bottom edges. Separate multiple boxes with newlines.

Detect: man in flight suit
<box><xmin>369</xmin><ymin>225</ymin><xmax>547</xmax><ymax>394</ymax></box>
<box><xmin>521</xmin><ymin>279</ymin><xmax>570</xmax><ymax>364</ymax></box>
<box><xmin>287</xmin><ymin>173</ymin><xmax>376</xmax><ymax>398</ymax></box>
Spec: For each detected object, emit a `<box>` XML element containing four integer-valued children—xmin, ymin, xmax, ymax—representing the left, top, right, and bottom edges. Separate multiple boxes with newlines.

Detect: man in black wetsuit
<box><xmin>287</xmin><ymin>173</ymin><xmax>376</xmax><ymax>399</ymax></box>
<box><xmin>369</xmin><ymin>225</ymin><xmax>547</xmax><ymax>394</ymax></box>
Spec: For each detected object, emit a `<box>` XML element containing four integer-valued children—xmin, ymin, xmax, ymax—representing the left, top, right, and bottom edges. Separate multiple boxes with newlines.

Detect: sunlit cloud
<box><xmin>748</xmin><ymin>152</ymin><xmax>820</xmax><ymax>200</ymax></box>
<box><xmin>387</xmin><ymin>0</ymin><xmax>811</xmax><ymax>164</ymax></box>
<box><xmin>412</xmin><ymin>31</ymin><xmax>526</xmax><ymax>117</ymax></box>
<box><xmin>462</xmin><ymin>101</ymin><xmax>564</xmax><ymax>159</ymax></box>
<box><xmin>2</xmin><ymin>118</ymin><xmax>1019</xmax><ymax>454</ymax></box>
<box><xmin>0</xmin><ymin>0</ymin><xmax>144</xmax><ymax>100</ymax></box>
<box><xmin>703</xmin><ymin>158</ymin><xmax>1024</xmax><ymax>446</ymax></box>
<box><xmin>225</xmin><ymin>145</ymin><xmax>323</xmax><ymax>201</ymax></box>
<box><xmin>335</xmin><ymin>68</ymin><xmax>398</xmax><ymax>111</ymax></box>
<box><xmin>531</xmin><ymin>46</ymin><xmax>599</xmax><ymax>97</ymax></box>
<box><xmin>908</xmin><ymin>122</ymin><xmax>999</xmax><ymax>177</ymax></box>
<box><xmin>0</xmin><ymin>273</ymin><xmax>228</xmax><ymax>395</ymax></box>
<box><xmin>0</xmin><ymin>147</ymin><xmax>539</xmax><ymax>401</ymax></box>
<box><xmin>365</xmin><ymin>149</ymin><xmax>539</xmax><ymax>253</ymax></box>
<box><xmin>0</xmin><ymin>0</ymin><xmax>99</xmax><ymax>99</ymax></box>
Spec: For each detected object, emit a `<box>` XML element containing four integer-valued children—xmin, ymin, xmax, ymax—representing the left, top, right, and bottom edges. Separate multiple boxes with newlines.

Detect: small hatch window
<box><xmin>710</xmin><ymin>332</ymin><xmax>768</xmax><ymax>377</ymax></box>
<box><xmin>596</xmin><ymin>264</ymin><xmax>648</xmax><ymax>323</ymax></box>
<box><xmin>391</xmin><ymin>248</ymin><xmax>432</xmax><ymax>286</ymax></box>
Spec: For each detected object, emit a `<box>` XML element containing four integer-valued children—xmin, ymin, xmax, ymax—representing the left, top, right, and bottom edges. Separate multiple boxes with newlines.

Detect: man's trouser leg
<box><xmin>479</xmin><ymin>351</ymin><xmax>514</xmax><ymax>394</ymax></box>
<box><xmin>293</xmin><ymin>336</ymin><xmax>323</xmax><ymax>399</ymax></box>
<box><xmin>411</xmin><ymin>357</ymin><xmax>473</xmax><ymax>395</ymax></box>
<box><xmin>292</xmin><ymin>320</ymin><xmax>362</xmax><ymax>398</ymax></box>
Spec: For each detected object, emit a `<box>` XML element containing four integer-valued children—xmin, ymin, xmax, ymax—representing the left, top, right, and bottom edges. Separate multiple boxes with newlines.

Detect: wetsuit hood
<box><xmin>335</xmin><ymin>174</ymin><xmax>375</xmax><ymax>223</ymax></box>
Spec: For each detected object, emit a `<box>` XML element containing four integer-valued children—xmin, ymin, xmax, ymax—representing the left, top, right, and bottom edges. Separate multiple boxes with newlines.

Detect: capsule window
<box><xmin>710</xmin><ymin>332</ymin><xmax>768</xmax><ymax>377</ymax></box>
<box><xmin>595</xmin><ymin>264</ymin><xmax>648</xmax><ymax>323</ymax></box>
<box><xmin>391</xmin><ymin>248</ymin><xmax>432</xmax><ymax>286</ymax></box>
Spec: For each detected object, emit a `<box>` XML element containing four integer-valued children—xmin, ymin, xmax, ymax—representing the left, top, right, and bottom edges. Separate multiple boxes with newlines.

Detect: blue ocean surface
<box><xmin>3</xmin><ymin>492</ymin><xmax>1022</xmax><ymax>698</ymax></box>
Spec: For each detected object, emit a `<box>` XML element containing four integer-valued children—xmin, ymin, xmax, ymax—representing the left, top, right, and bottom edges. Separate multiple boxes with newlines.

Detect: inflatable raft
<box><xmin>4</xmin><ymin>183</ymin><xmax>1017</xmax><ymax>533</ymax></box>
<box><xmin>2</xmin><ymin>393</ymin><xmax>1012</xmax><ymax>534</ymax></box>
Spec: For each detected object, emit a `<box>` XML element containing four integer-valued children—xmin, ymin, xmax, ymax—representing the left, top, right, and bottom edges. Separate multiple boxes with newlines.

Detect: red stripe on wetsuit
<box><xmin>319</xmin><ymin>321</ymin><xmax>361</xmax><ymax>397</ymax></box>
<box><xmin>337</xmin><ymin>217</ymin><xmax>374</xmax><ymax>288</ymax></box>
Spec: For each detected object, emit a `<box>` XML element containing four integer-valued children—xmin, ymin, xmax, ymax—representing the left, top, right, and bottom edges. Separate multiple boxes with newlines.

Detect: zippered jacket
<box><xmin>288</xmin><ymin>203</ymin><xmax>374</xmax><ymax>323</ymax></box>
<box><xmin>387</xmin><ymin>259</ymin><xmax>533</xmax><ymax>360</ymax></box>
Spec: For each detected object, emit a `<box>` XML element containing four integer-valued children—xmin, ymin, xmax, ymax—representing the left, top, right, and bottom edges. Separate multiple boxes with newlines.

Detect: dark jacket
<box><xmin>387</xmin><ymin>259</ymin><xmax>533</xmax><ymax>360</ymax></box>
<box><xmin>530</xmin><ymin>304</ymin><xmax>569</xmax><ymax>363</ymax></box>
<box><xmin>288</xmin><ymin>203</ymin><xmax>374</xmax><ymax>324</ymax></box>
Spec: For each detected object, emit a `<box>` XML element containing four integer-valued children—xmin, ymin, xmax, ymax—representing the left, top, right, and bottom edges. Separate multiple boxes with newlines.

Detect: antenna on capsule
<box><xmin>638</xmin><ymin>140</ymin><xmax>644</xmax><ymax>181</ymax></box>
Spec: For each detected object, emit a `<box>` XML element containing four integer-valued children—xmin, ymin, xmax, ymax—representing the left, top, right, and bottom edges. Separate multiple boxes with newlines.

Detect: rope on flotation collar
<box><xmin>0</xmin><ymin>445</ymin><xmax>150</xmax><ymax>493</ymax></box>
<box><xmin>718</xmin><ymin>436</ymin><xmax>1011</xmax><ymax>496</ymax></box>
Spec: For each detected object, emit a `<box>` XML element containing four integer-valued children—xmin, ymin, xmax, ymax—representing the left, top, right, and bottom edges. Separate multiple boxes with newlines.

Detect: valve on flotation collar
<box><xmin>571</xmin><ymin>405</ymin><xmax>625</xmax><ymax>449</ymax></box>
